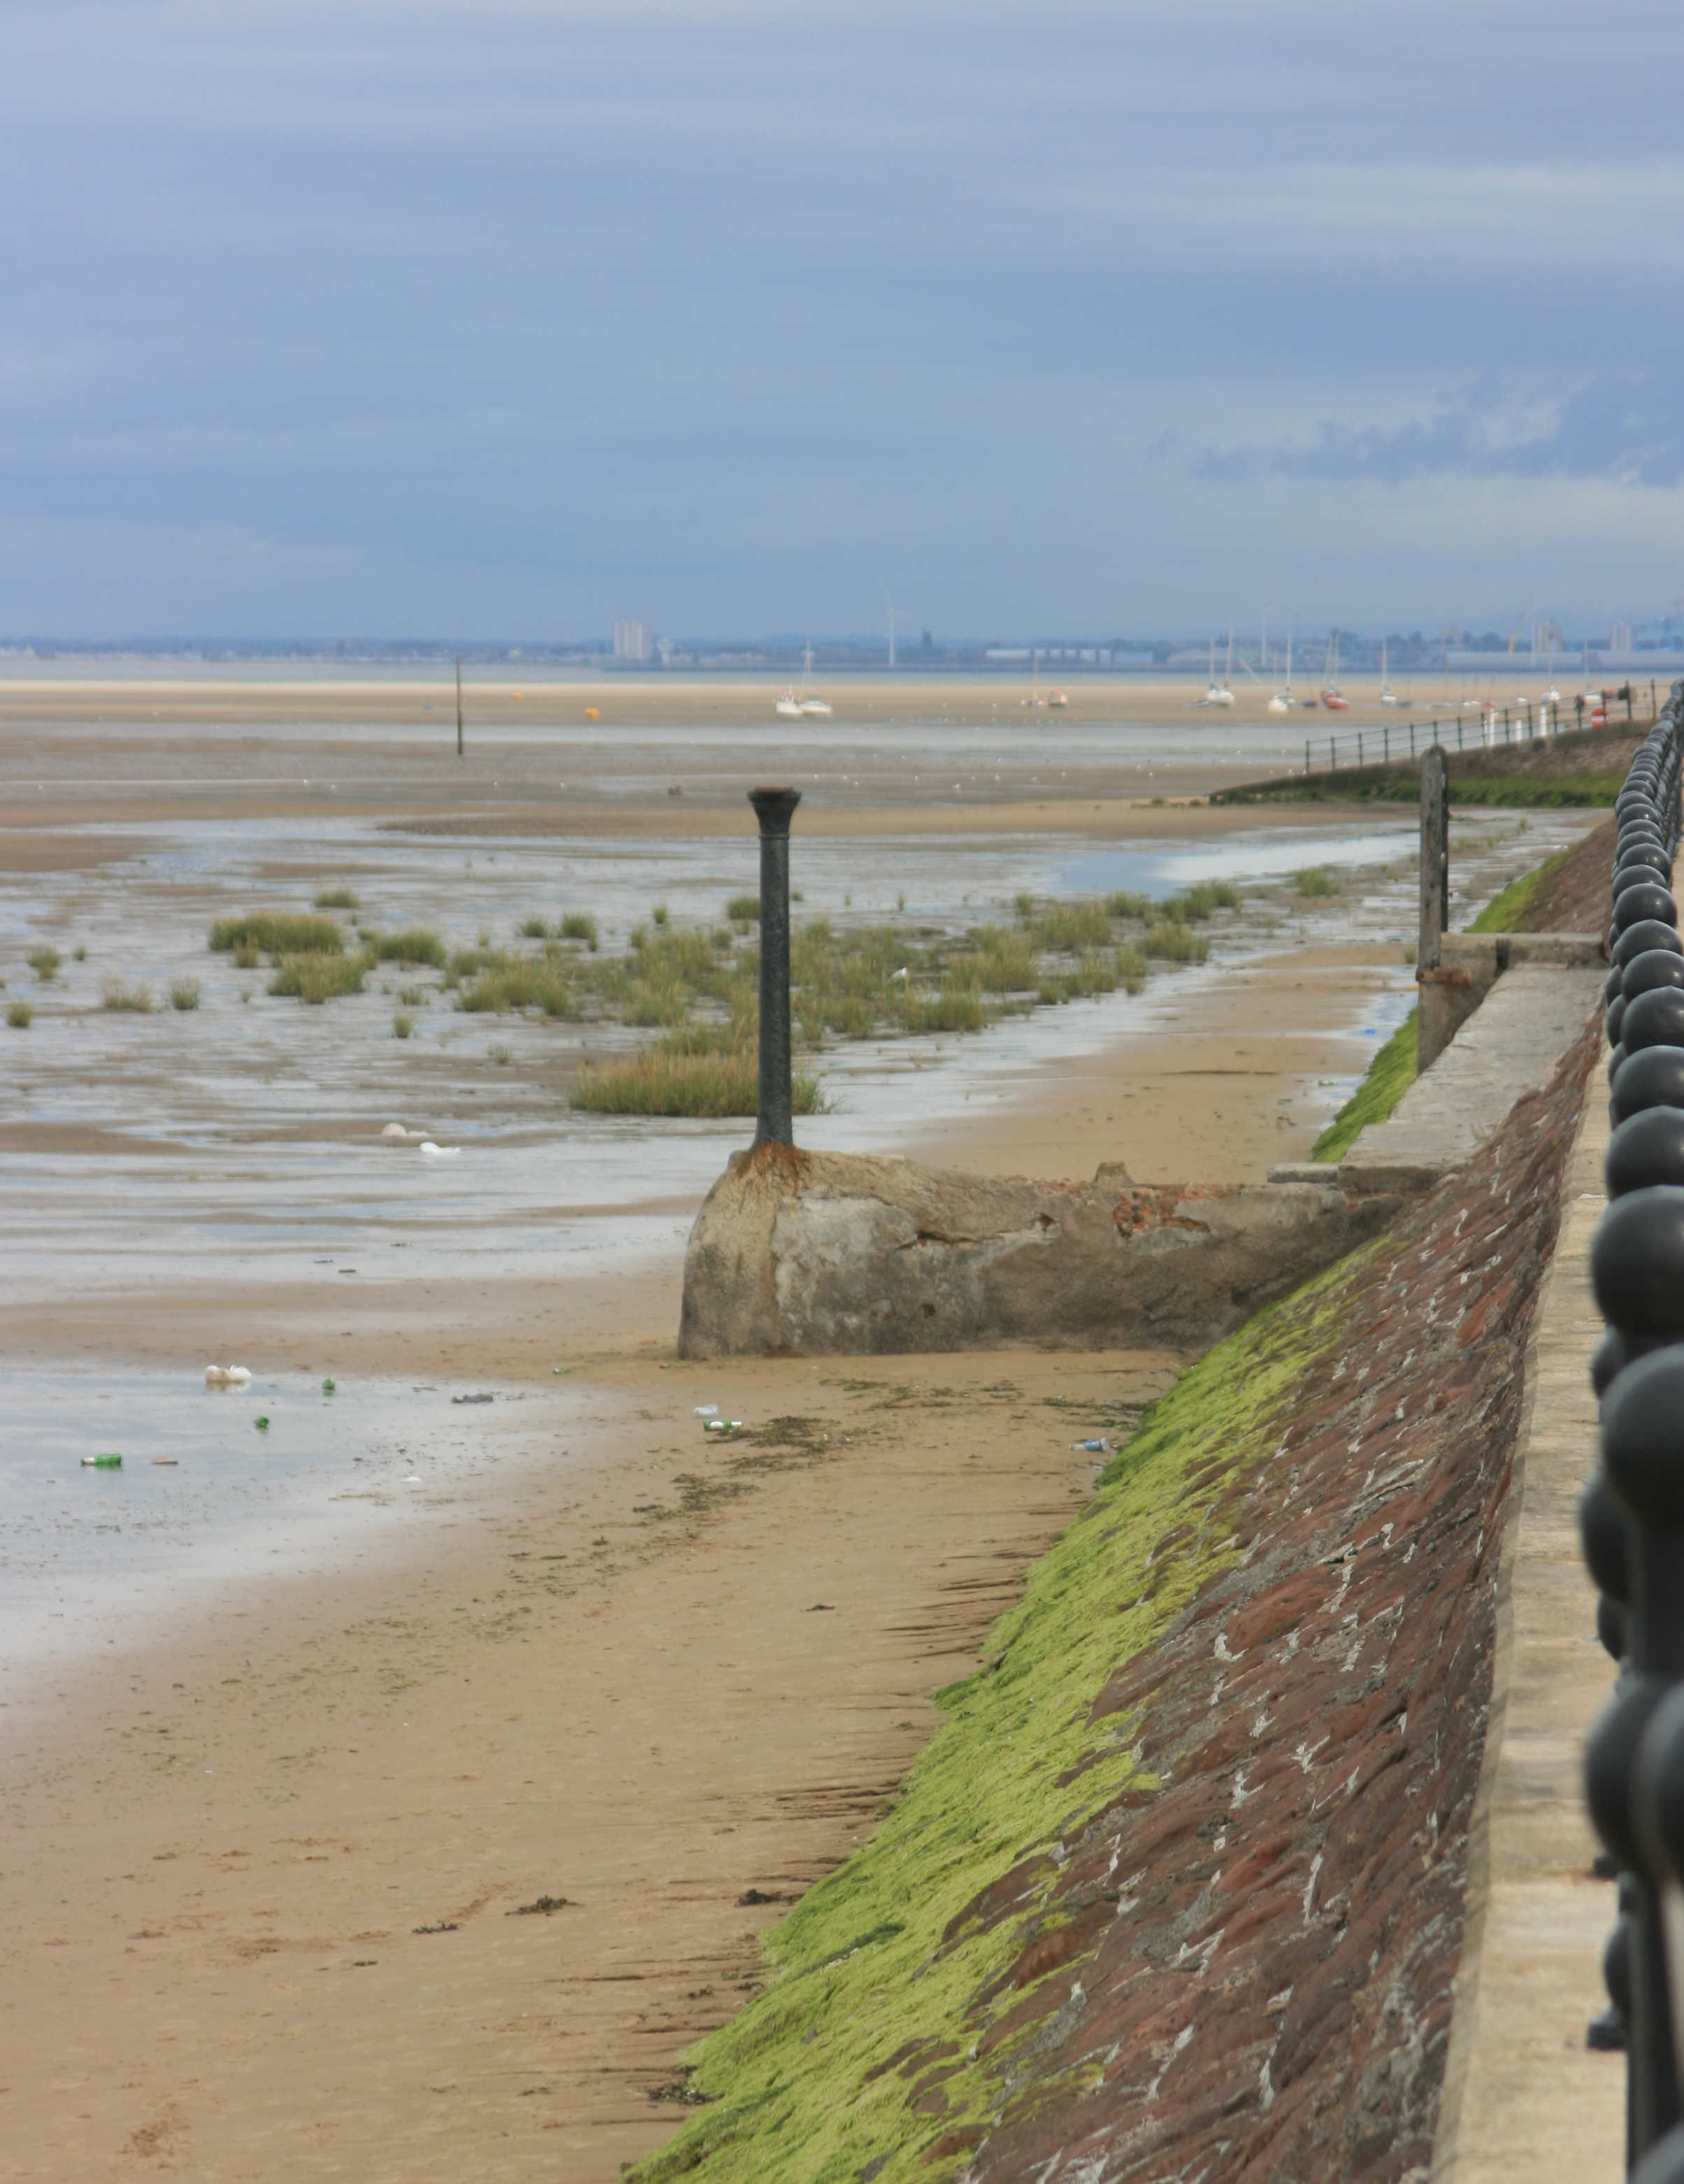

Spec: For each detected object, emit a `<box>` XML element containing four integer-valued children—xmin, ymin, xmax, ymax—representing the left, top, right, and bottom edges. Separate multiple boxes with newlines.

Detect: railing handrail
<box><xmin>1298</xmin><ymin>687</ymin><xmax>1646</xmax><ymax>777</ymax></box>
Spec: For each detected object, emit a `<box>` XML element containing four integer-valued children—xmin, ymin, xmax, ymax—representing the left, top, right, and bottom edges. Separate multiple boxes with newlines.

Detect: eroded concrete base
<box><xmin>677</xmin><ymin>1143</ymin><xmax>1398</xmax><ymax>1357</ymax></box>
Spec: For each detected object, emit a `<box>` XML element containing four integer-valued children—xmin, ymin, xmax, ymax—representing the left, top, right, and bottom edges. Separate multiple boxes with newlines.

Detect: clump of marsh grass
<box><xmin>27</xmin><ymin>947</ymin><xmax>61</xmax><ymax>982</ymax></box>
<box><xmin>396</xmin><ymin>984</ymin><xmax>425</xmax><ymax>1007</ymax></box>
<box><xmin>520</xmin><ymin>915</ymin><xmax>551</xmax><ymax>940</ymax></box>
<box><xmin>570</xmin><ymin>1035</ymin><xmax>823</xmax><ymax>1119</ymax></box>
<box><xmin>1030</xmin><ymin>900</ymin><xmax>1111</xmax><ymax>955</ymax></box>
<box><xmin>559</xmin><ymin>912</ymin><xmax>599</xmax><ymax>949</ymax></box>
<box><xmin>1103</xmin><ymin>889</ymin><xmax>1154</xmax><ymax>921</ymax></box>
<box><xmin>368</xmin><ymin>928</ymin><xmax>446</xmax><ymax>968</ymax></box>
<box><xmin>454</xmin><ymin>950</ymin><xmax>576</xmax><ymax>1019</ymax></box>
<box><xmin>1142</xmin><ymin>921</ymin><xmax>1209</xmax><ymax>963</ymax></box>
<box><xmin>169</xmin><ymin>976</ymin><xmax>202</xmax><ymax>1012</ymax></box>
<box><xmin>268</xmin><ymin>952</ymin><xmax>367</xmax><ymax>1003</ymax></box>
<box><xmin>726</xmin><ymin>895</ymin><xmax>761</xmax><ymax>925</ymax></box>
<box><xmin>211</xmin><ymin>911</ymin><xmax>345</xmax><ymax>958</ymax></box>
<box><xmin>1294</xmin><ymin>866</ymin><xmax>1339</xmax><ymax>898</ymax></box>
<box><xmin>393</xmin><ymin>1010</ymin><xmax>414</xmax><ymax>1039</ymax></box>
<box><xmin>7</xmin><ymin>999</ymin><xmax>33</xmax><ymax>1028</ymax></box>
<box><xmin>314</xmin><ymin>886</ymin><xmax>359</xmax><ymax>910</ymax></box>
<box><xmin>1163</xmin><ymin>879</ymin><xmax>1240</xmax><ymax>921</ymax></box>
<box><xmin>488</xmin><ymin>1042</ymin><xmax>514</xmax><ymax>1065</ymax></box>
<box><xmin>102</xmin><ymin>978</ymin><xmax>154</xmax><ymax>1012</ymax></box>
<box><xmin>652</xmin><ymin>904</ymin><xmax>670</xmax><ymax>927</ymax></box>
<box><xmin>73</xmin><ymin>944</ymin><xmax>87</xmax><ymax>962</ymax></box>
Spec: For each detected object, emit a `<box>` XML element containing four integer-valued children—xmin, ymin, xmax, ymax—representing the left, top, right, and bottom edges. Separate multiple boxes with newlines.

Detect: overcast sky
<box><xmin>3</xmin><ymin>0</ymin><xmax>1681</xmax><ymax>640</ymax></box>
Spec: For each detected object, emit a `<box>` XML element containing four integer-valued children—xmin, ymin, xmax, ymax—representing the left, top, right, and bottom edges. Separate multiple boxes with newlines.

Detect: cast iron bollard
<box><xmin>748</xmin><ymin>786</ymin><xmax>800</xmax><ymax>1146</ymax></box>
<box><xmin>1583</xmin><ymin>680</ymin><xmax>1684</xmax><ymax>2174</ymax></box>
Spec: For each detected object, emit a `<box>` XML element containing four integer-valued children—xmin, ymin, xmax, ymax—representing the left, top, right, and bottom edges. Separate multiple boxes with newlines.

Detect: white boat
<box><xmin>1197</xmin><ymin>635</ymin><xmax>1236</xmax><ymax>707</ymax></box>
<box><xmin>796</xmin><ymin>642</ymin><xmax>832</xmax><ymax>715</ymax></box>
<box><xmin>1267</xmin><ymin>633</ymin><xmax>1295</xmax><ymax>712</ymax></box>
<box><xmin>1379</xmin><ymin>638</ymin><xmax>1400</xmax><ymax>705</ymax></box>
<box><xmin>775</xmin><ymin>691</ymin><xmax>803</xmax><ymax>719</ymax></box>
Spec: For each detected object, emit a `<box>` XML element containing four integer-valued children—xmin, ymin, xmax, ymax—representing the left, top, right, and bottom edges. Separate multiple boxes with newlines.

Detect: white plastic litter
<box><xmin>380</xmin><ymin>1122</ymin><xmax>412</xmax><ymax>1140</ymax></box>
<box><xmin>204</xmin><ymin>1364</ymin><xmax>252</xmax><ymax>1388</ymax></box>
<box><xmin>417</xmin><ymin>1141</ymin><xmax>460</xmax><ymax>1157</ymax></box>
<box><xmin>693</xmin><ymin>1404</ymin><xmax>719</xmax><ymax>1417</ymax></box>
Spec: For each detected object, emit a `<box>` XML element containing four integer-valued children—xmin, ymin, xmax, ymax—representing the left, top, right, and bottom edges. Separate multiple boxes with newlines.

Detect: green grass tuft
<box><xmin>520</xmin><ymin>915</ymin><xmax>552</xmax><ymax>939</ymax></box>
<box><xmin>268</xmin><ymin>953</ymin><xmax>367</xmax><ymax>1003</ymax></box>
<box><xmin>101</xmin><ymin>979</ymin><xmax>154</xmax><ymax>1013</ymax></box>
<box><xmin>211</xmin><ymin>911</ymin><xmax>345</xmax><ymax>958</ymax></box>
<box><xmin>6</xmin><ymin>1000</ymin><xmax>32</xmax><ymax>1029</ymax></box>
<box><xmin>570</xmin><ymin>1040</ymin><xmax>824</xmax><ymax>1117</ymax></box>
<box><xmin>1142</xmin><ymin>921</ymin><xmax>1209</xmax><ymax>963</ymax></box>
<box><xmin>28</xmin><ymin>947</ymin><xmax>61</xmax><ymax>982</ymax></box>
<box><xmin>1293</xmin><ymin>865</ymin><xmax>1340</xmax><ymax>897</ymax></box>
<box><xmin>368</xmin><ymin>927</ymin><xmax>447</xmax><ymax>968</ymax></box>
<box><xmin>168</xmin><ymin>976</ymin><xmax>202</xmax><ymax>1012</ymax></box>
<box><xmin>727</xmin><ymin>895</ymin><xmax>761</xmax><ymax>925</ymax></box>
<box><xmin>559</xmin><ymin>912</ymin><xmax>600</xmax><ymax>949</ymax></box>
<box><xmin>393</xmin><ymin>1010</ymin><xmax>414</xmax><ymax>1040</ymax></box>
<box><xmin>314</xmin><ymin>886</ymin><xmax>359</xmax><ymax>910</ymax></box>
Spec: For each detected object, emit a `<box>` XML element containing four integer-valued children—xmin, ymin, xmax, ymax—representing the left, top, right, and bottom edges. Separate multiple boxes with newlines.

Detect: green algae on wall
<box><xmin>1311</xmin><ymin>1010</ymin><xmax>1418</xmax><ymax>1163</ymax></box>
<box><xmin>1309</xmin><ymin>840</ymin><xmax>1578</xmax><ymax>1163</ymax></box>
<box><xmin>1467</xmin><ymin>845</ymin><xmax>1573</xmax><ymax>934</ymax></box>
<box><xmin>633</xmin><ymin>1267</ymin><xmax>1355</xmax><ymax>2184</ymax></box>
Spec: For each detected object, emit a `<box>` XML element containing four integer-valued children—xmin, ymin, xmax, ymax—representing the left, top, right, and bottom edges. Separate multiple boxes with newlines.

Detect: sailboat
<box><xmin>775</xmin><ymin>688</ymin><xmax>803</xmax><ymax>719</ymax></box>
<box><xmin>1320</xmin><ymin>633</ymin><xmax>1349</xmax><ymax>710</ymax></box>
<box><xmin>1197</xmin><ymin>634</ymin><xmax>1236</xmax><ymax>707</ymax></box>
<box><xmin>1267</xmin><ymin>633</ymin><xmax>1295</xmax><ymax>712</ymax></box>
<box><xmin>797</xmin><ymin>641</ymin><xmax>832</xmax><ymax>716</ymax></box>
<box><xmin>1379</xmin><ymin>638</ymin><xmax>1398</xmax><ymax>705</ymax></box>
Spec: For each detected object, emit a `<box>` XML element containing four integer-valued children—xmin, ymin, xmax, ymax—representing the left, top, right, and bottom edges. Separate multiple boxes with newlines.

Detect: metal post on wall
<box><xmin>748</xmin><ymin>786</ymin><xmax>801</xmax><ymax>1146</ymax></box>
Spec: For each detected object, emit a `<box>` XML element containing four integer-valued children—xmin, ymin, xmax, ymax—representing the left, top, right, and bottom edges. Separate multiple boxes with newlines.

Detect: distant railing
<box><xmin>1301</xmin><ymin>684</ymin><xmax>1650</xmax><ymax>778</ymax></box>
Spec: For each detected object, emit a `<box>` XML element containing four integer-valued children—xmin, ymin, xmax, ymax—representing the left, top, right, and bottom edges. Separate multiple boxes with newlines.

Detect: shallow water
<box><xmin>0</xmin><ymin>712</ymin><xmax>1597</xmax><ymax>1686</ymax></box>
<box><xmin>0</xmin><ymin>1365</ymin><xmax>587</xmax><ymax>1681</ymax></box>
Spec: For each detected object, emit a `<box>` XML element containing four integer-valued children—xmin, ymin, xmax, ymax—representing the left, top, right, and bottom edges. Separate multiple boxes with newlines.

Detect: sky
<box><xmin>3</xmin><ymin>0</ymin><xmax>1682</xmax><ymax>641</ymax></box>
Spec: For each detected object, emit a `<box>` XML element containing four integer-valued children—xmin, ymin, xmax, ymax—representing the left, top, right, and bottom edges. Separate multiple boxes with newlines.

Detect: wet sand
<box><xmin>0</xmin><ymin>689</ymin><xmax>1597</xmax><ymax>2179</ymax></box>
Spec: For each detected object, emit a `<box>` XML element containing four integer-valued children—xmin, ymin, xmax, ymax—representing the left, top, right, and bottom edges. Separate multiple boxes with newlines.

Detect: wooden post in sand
<box><xmin>456</xmin><ymin>657</ymin><xmax>464</xmax><ymax>757</ymax></box>
<box><xmin>1415</xmin><ymin>745</ymin><xmax>1453</xmax><ymax>1072</ymax></box>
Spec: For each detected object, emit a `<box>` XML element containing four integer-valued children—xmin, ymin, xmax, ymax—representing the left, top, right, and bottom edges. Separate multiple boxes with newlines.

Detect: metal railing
<box><xmin>1582</xmin><ymin>677</ymin><xmax>1684</xmax><ymax>2170</ymax></box>
<box><xmin>1302</xmin><ymin>685</ymin><xmax>1648</xmax><ymax>777</ymax></box>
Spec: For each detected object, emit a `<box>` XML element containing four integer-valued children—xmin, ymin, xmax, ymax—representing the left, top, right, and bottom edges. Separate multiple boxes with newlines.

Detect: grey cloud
<box><xmin>1198</xmin><ymin>376</ymin><xmax>1684</xmax><ymax>490</ymax></box>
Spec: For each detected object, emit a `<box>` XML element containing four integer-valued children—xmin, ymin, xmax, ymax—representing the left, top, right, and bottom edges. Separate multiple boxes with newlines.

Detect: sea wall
<box><xmin>678</xmin><ymin>1144</ymin><xmax>1399</xmax><ymax>1358</ymax></box>
<box><xmin>637</xmin><ymin>1019</ymin><xmax>1599</xmax><ymax>2184</ymax></box>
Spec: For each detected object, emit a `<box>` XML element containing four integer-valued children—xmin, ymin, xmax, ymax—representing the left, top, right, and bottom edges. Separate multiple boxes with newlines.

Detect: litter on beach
<box><xmin>82</xmin><ymin>1453</ymin><xmax>122</xmax><ymax>1468</ymax></box>
<box><xmin>380</xmin><ymin>1122</ymin><xmax>412</xmax><ymax>1139</ymax></box>
<box><xmin>693</xmin><ymin>1404</ymin><xmax>719</xmax><ymax>1417</ymax></box>
<box><xmin>703</xmin><ymin>1418</ymin><xmax>744</xmax><ymax>1434</ymax></box>
<box><xmin>203</xmin><ymin>1364</ymin><xmax>252</xmax><ymax>1388</ymax></box>
<box><xmin>417</xmin><ymin>1140</ymin><xmax>460</xmax><ymax>1157</ymax></box>
<box><xmin>1070</xmin><ymin>1438</ymin><xmax>1109</xmax><ymax>1453</ymax></box>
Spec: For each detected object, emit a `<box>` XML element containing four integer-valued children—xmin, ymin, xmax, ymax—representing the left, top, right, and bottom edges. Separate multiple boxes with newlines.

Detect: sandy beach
<box><xmin>0</xmin><ymin>682</ymin><xmax>1602</xmax><ymax>2179</ymax></box>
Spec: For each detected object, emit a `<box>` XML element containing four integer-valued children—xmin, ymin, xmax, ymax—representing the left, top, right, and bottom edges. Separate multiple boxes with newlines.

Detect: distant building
<box><xmin>1533</xmin><ymin>620</ymin><xmax>1564</xmax><ymax>654</ymax></box>
<box><xmin>613</xmin><ymin>619</ymin><xmax>653</xmax><ymax>662</ymax></box>
<box><xmin>1610</xmin><ymin>622</ymin><xmax>1634</xmax><ymax>654</ymax></box>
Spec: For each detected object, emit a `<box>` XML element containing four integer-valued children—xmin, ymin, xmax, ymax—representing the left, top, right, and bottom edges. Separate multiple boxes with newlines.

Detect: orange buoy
<box><xmin>584</xmin><ymin>706</ymin><xmax>600</xmax><ymax>721</ymax></box>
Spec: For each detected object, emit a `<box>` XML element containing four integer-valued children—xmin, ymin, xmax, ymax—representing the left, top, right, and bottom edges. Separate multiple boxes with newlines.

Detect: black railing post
<box><xmin>1584</xmin><ymin>680</ymin><xmax>1684</xmax><ymax>2173</ymax></box>
<box><xmin>747</xmin><ymin>786</ymin><xmax>801</xmax><ymax>1146</ymax></box>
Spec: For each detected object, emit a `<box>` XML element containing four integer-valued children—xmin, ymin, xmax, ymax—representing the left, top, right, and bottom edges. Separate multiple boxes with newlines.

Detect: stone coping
<box><xmin>1430</xmin><ymin>1065</ymin><xmax>1621</xmax><ymax>2181</ymax></box>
